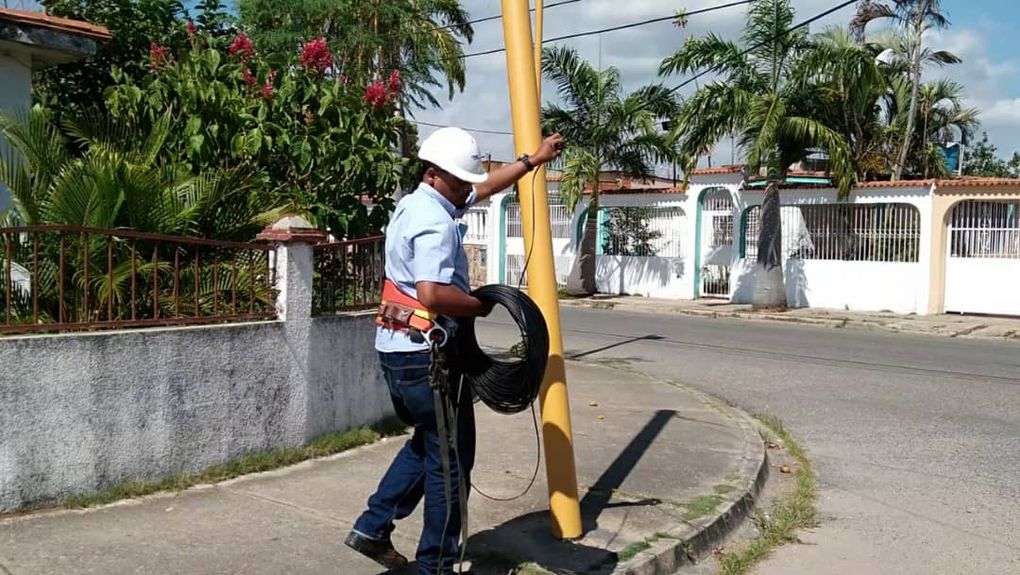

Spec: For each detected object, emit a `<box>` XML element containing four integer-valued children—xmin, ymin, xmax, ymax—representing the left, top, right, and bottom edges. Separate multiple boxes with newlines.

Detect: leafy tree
<box><xmin>602</xmin><ymin>207</ymin><xmax>661</xmax><ymax>257</ymax></box>
<box><xmin>236</xmin><ymin>0</ymin><xmax>473</xmax><ymax>110</ymax></box>
<box><xmin>963</xmin><ymin>133</ymin><xmax>1020</xmax><ymax>178</ymax></box>
<box><xmin>541</xmin><ymin>45</ymin><xmax>678</xmax><ymax>295</ymax></box>
<box><xmin>661</xmin><ymin>0</ymin><xmax>854</xmax><ymax>309</ymax></box>
<box><xmin>105</xmin><ymin>26</ymin><xmax>406</xmax><ymax>238</ymax></box>
<box><xmin>34</xmin><ymin>0</ymin><xmax>187</xmax><ymax>122</ymax></box>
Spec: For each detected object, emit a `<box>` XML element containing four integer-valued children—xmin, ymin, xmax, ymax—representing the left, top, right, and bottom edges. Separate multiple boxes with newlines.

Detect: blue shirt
<box><xmin>375</xmin><ymin>183</ymin><xmax>476</xmax><ymax>353</ymax></box>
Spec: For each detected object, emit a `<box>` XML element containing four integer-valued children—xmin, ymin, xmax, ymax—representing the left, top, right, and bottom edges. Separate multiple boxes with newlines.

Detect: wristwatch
<box><xmin>518</xmin><ymin>153</ymin><xmax>535</xmax><ymax>172</ymax></box>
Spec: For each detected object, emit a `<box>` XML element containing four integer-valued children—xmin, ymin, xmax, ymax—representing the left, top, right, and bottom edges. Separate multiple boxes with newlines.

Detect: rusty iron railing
<box><xmin>0</xmin><ymin>226</ymin><xmax>277</xmax><ymax>335</ymax></box>
<box><xmin>313</xmin><ymin>235</ymin><xmax>385</xmax><ymax>314</ymax></box>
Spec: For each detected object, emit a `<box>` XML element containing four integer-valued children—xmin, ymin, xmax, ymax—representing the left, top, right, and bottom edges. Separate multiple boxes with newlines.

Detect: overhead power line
<box><xmin>667</xmin><ymin>0</ymin><xmax>860</xmax><ymax>94</ymax></box>
<box><xmin>462</xmin><ymin>0</ymin><xmax>755</xmax><ymax>59</ymax></box>
<box><xmin>413</xmin><ymin>120</ymin><xmax>513</xmax><ymax>136</ymax></box>
<box><xmin>443</xmin><ymin>0</ymin><xmax>585</xmax><ymax>31</ymax></box>
<box><xmin>419</xmin><ymin>0</ymin><xmax>861</xmax><ymax>138</ymax></box>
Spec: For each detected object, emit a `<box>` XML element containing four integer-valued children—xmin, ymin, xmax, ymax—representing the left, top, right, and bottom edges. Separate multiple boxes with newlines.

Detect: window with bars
<box><xmin>743</xmin><ymin>203</ymin><xmax>921</xmax><ymax>263</ymax></box>
<box><xmin>505</xmin><ymin>195</ymin><xmax>572</xmax><ymax>239</ymax></box>
<box><xmin>599</xmin><ymin>206</ymin><xmax>686</xmax><ymax>257</ymax></box>
<box><xmin>949</xmin><ymin>201</ymin><xmax>1020</xmax><ymax>259</ymax></box>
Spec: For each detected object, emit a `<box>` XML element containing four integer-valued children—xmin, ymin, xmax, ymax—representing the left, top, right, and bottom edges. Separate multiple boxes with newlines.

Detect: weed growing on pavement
<box><xmin>714</xmin><ymin>414</ymin><xmax>817</xmax><ymax>575</ymax></box>
<box><xmin>59</xmin><ymin>418</ymin><xmax>407</xmax><ymax>511</ymax></box>
<box><xmin>617</xmin><ymin>540</ymin><xmax>653</xmax><ymax>562</ymax></box>
<box><xmin>682</xmin><ymin>494</ymin><xmax>726</xmax><ymax>521</ymax></box>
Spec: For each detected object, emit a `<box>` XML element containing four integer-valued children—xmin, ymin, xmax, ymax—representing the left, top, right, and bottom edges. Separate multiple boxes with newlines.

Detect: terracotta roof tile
<box><xmin>0</xmin><ymin>8</ymin><xmax>111</xmax><ymax>41</ymax></box>
<box><xmin>935</xmin><ymin>177</ymin><xmax>1020</xmax><ymax>188</ymax></box>
<box><xmin>690</xmin><ymin>165</ymin><xmax>743</xmax><ymax>175</ymax></box>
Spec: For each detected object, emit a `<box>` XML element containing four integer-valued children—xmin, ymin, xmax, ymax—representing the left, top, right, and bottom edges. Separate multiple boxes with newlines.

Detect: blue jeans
<box><xmin>353</xmin><ymin>351</ymin><xmax>476</xmax><ymax>575</ymax></box>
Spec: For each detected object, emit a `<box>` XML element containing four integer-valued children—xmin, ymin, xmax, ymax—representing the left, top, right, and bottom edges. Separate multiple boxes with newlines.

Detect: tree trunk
<box><xmin>751</xmin><ymin>180</ymin><xmax>787</xmax><ymax>310</ymax></box>
<box><xmin>565</xmin><ymin>195</ymin><xmax>598</xmax><ymax>296</ymax></box>
<box><xmin>894</xmin><ymin>5</ymin><xmax>928</xmax><ymax>181</ymax></box>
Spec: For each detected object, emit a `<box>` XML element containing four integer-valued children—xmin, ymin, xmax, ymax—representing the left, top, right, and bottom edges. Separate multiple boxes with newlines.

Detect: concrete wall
<box><xmin>0</xmin><ymin>52</ymin><xmax>32</xmax><ymax>213</ymax></box>
<box><xmin>0</xmin><ymin>239</ymin><xmax>391</xmax><ymax>512</ymax></box>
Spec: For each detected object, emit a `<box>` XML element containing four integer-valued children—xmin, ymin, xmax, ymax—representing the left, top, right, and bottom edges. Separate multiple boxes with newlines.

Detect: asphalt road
<box><xmin>476</xmin><ymin>306</ymin><xmax>1020</xmax><ymax>574</ymax></box>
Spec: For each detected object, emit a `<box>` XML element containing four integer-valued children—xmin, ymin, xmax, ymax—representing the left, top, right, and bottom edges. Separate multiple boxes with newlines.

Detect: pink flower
<box><xmin>149</xmin><ymin>42</ymin><xmax>168</xmax><ymax>70</ymax></box>
<box><xmin>300</xmin><ymin>37</ymin><xmax>333</xmax><ymax>73</ymax></box>
<box><xmin>387</xmin><ymin>69</ymin><xmax>401</xmax><ymax>94</ymax></box>
<box><xmin>186</xmin><ymin>20</ymin><xmax>197</xmax><ymax>44</ymax></box>
<box><xmin>228</xmin><ymin>33</ymin><xmax>254</xmax><ymax>61</ymax></box>
<box><xmin>243</xmin><ymin>67</ymin><xmax>257</xmax><ymax>87</ymax></box>
<box><xmin>363</xmin><ymin>80</ymin><xmax>389</xmax><ymax>108</ymax></box>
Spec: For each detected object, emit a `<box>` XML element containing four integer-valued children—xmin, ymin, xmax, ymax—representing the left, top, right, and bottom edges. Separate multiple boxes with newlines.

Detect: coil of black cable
<box><xmin>452</xmin><ymin>284</ymin><xmax>549</xmax><ymax>415</ymax></box>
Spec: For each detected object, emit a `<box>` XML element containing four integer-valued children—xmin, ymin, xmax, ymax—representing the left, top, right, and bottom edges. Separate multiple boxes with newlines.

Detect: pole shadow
<box><xmin>464</xmin><ymin>409</ymin><xmax>676</xmax><ymax>574</ymax></box>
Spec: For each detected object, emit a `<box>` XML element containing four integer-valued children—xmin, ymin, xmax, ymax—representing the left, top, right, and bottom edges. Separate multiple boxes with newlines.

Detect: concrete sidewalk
<box><xmin>0</xmin><ymin>362</ymin><xmax>766</xmax><ymax>575</ymax></box>
<box><xmin>560</xmin><ymin>296</ymin><xmax>1020</xmax><ymax>341</ymax></box>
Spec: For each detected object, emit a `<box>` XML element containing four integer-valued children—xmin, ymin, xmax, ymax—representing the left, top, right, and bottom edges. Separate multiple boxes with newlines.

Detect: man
<box><xmin>346</xmin><ymin>126</ymin><xmax>565</xmax><ymax>575</ymax></box>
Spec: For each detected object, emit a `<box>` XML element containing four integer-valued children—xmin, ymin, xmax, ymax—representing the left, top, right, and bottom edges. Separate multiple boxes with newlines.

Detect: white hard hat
<box><xmin>418</xmin><ymin>127</ymin><xmax>488</xmax><ymax>184</ymax></box>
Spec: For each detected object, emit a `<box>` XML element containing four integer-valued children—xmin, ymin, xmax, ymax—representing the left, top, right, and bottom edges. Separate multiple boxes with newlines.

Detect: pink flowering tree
<box><xmin>106</xmin><ymin>25</ymin><xmax>407</xmax><ymax>238</ymax></box>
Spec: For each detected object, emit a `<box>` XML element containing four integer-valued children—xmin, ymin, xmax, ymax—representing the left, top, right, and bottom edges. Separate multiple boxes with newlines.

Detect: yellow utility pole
<box><xmin>500</xmin><ymin>0</ymin><xmax>582</xmax><ymax>540</ymax></box>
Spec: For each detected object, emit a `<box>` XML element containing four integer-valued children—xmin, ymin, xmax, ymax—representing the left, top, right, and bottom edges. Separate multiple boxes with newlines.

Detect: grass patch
<box><xmin>60</xmin><ymin>419</ymin><xmax>407</xmax><ymax>510</ymax></box>
<box><xmin>682</xmin><ymin>494</ymin><xmax>725</xmax><ymax>521</ymax></box>
<box><xmin>714</xmin><ymin>414</ymin><xmax>817</xmax><ymax>575</ymax></box>
<box><xmin>617</xmin><ymin>540</ymin><xmax>653</xmax><ymax>562</ymax></box>
<box><xmin>713</xmin><ymin>484</ymin><xmax>737</xmax><ymax>495</ymax></box>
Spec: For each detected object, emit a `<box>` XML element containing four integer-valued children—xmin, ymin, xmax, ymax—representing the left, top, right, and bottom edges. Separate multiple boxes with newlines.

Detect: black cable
<box><xmin>454</xmin><ymin>283</ymin><xmax>549</xmax><ymax>415</ymax></box>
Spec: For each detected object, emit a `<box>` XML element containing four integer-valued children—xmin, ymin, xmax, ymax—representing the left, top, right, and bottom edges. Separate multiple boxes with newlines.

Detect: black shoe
<box><xmin>344</xmin><ymin>531</ymin><xmax>410</xmax><ymax>571</ymax></box>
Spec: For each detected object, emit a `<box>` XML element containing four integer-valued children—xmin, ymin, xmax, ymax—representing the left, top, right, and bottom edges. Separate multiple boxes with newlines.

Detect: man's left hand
<box><xmin>532</xmin><ymin>133</ymin><xmax>566</xmax><ymax>166</ymax></box>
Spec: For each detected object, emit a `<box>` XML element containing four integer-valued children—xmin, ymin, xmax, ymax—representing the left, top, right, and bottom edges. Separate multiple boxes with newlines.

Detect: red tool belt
<box><xmin>376</xmin><ymin>279</ymin><xmax>447</xmax><ymax>345</ymax></box>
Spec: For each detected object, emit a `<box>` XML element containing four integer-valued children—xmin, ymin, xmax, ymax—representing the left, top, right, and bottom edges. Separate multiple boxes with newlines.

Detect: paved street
<box><xmin>478</xmin><ymin>306</ymin><xmax>1020</xmax><ymax>574</ymax></box>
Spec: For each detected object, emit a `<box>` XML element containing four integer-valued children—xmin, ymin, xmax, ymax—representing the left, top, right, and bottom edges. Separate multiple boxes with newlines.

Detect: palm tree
<box><xmin>851</xmin><ymin>0</ymin><xmax>952</xmax><ymax>180</ymax></box>
<box><xmin>912</xmin><ymin>79</ymin><xmax>979</xmax><ymax>177</ymax></box>
<box><xmin>540</xmin><ymin>45</ymin><xmax>678</xmax><ymax>295</ymax></box>
<box><xmin>0</xmin><ymin>108</ymin><xmax>278</xmax><ymax>326</ymax></box>
<box><xmin>661</xmin><ymin>0</ymin><xmax>854</xmax><ymax>309</ymax></box>
<box><xmin>803</xmin><ymin>27</ymin><xmax>889</xmax><ymax>180</ymax></box>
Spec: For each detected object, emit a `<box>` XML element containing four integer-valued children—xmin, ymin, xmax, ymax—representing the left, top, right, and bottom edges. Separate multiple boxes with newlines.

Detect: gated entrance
<box><xmin>699</xmin><ymin>188</ymin><xmax>734</xmax><ymax>298</ymax></box>
<box><xmin>945</xmin><ymin>200</ymin><xmax>1020</xmax><ymax>316</ymax></box>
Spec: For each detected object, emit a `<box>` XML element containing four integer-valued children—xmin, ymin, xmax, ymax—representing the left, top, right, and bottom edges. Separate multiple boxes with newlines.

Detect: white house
<box><xmin>0</xmin><ymin>8</ymin><xmax>110</xmax><ymax>212</ymax></box>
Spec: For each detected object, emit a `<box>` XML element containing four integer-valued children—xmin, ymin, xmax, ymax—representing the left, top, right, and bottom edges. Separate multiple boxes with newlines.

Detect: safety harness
<box><xmin>376</xmin><ymin>279</ymin><xmax>469</xmax><ymax>573</ymax></box>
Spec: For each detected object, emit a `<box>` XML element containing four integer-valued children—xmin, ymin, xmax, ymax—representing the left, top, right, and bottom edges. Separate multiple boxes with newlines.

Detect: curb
<box><xmin>612</xmin><ymin>378</ymin><xmax>770</xmax><ymax>575</ymax></box>
<box><xmin>558</xmin><ymin>298</ymin><xmax>1019</xmax><ymax>341</ymax></box>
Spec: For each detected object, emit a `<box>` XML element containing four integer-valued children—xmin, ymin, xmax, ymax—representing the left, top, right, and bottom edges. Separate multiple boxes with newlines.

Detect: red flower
<box><xmin>243</xmin><ymin>67</ymin><xmax>257</xmax><ymax>87</ymax></box>
<box><xmin>149</xmin><ymin>42</ymin><xmax>168</xmax><ymax>70</ymax></box>
<box><xmin>261</xmin><ymin>82</ymin><xmax>275</xmax><ymax>100</ymax></box>
<box><xmin>363</xmin><ymin>80</ymin><xmax>389</xmax><ymax>108</ymax></box>
<box><xmin>300</xmin><ymin>37</ymin><xmax>333</xmax><ymax>73</ymax></box>
<box><xmin>387</xmin><ymin>69</ymin><xmax>401</xmax><ymax>94</ymax></box>
<box><xmin>339</xmin><ymin>74</ymin><xmax>349</xmax><ymax>85</ymax></box>
<box><xmin>228</xmin><ymin>33</ymin><xmax>254</xmax><ymax>61</ymax></box>
<box><xmin>186</xmin><ymin>20</ymin><xmax>197</xmax><ymax>44</ymax></box>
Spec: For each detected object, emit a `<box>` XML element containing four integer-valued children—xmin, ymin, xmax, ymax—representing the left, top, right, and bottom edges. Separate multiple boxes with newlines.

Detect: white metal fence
<box><xmin>743</xmin><ymin>203</ymin><xmax>921</xmax><ymax>263</ymax></box>
<box><xmin>505</xmin><ymin>195</ymin><xmax>572</xmax><ymax>239</ymax></box>
<box><xmin>949</xmin><ymin>200</ymin><xmax>1020</xmax><ymax>259</ymax></box>
<box><xmin>599</xmin><ymin>206</ymin><xmax>686</xmax><ymax>257</ymax></box>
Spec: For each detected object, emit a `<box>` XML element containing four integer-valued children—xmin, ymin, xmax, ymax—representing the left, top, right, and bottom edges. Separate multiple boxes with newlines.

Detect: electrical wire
<box><xmin>440</xmin><ymin>0</ymin><xmax>586</xmax><ymax>31</ymax></box>
<box><xmin>454</xmin><ymin>282</ymin><xmax>549</xmax><ymax>415</ymax></box>
<box><xmin>462</xmin><ymin>170</ymin><xmax>545</xmax><ymax>502</ymax></box>
<box><xmin>462</xmin><ymin>0</ymin><xmax>755</xmax><ymax>59</ymax></box>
